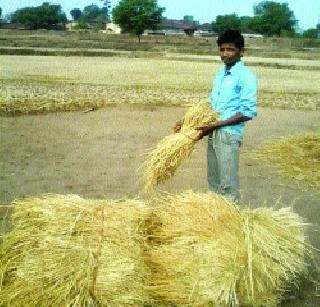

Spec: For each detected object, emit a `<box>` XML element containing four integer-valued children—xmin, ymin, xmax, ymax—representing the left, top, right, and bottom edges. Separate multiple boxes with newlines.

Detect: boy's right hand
<box><xmin>173</xmin><ymin>120</ymin><xmax>183</xmax><ymax>133</ymax></box>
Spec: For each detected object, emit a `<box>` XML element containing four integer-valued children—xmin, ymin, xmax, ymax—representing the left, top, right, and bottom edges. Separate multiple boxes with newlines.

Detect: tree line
<box><xmin>212</xmin><ymin>2</ymin><xmax>296</xmax><ymax>37</ymax></box>
<box><xmin>0</xmin><ymin>0</ymin><xmax>318</xmax><ymax>39</ymax></box>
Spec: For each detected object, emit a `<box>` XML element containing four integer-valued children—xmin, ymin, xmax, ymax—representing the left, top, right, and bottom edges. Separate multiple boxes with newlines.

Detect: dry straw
<box><xmin>144</xmin><ymin>191</ymin><xmax>244</xmax><ymax>305</ymax></box>
<box><xmin>0</xmin><ymin>194</ymin><xmax>150</xmax><ymax>306</ymax></box>
<box><xmin>0</xmin><ymin>192</ymin><xmax>312</xmax><ymax>306</ymax></box>
<box><xmin>142</xmin><ymin>102</ymin><xmax>218</xmax><ymax>191</ymax></box>
<box><xmin>239</xmin><ymin>207</ymin><xmax>310</xmax><ymax>306</ymax></box>
<box><xmin>145</xmin><ymin>191</ymin><xmax>311</xmax><ymax>306</ymax></box>
<box><xmin>253</xmin><ymin>133</ymin><xmax>320</xmax><ymax>188</ymax></box>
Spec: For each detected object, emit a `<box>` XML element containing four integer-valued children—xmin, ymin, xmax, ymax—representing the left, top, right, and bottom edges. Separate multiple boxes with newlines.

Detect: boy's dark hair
<box><xmin>217</xmin><ymin>30</ymin><xmax>244</xmax><ymax>49</ymax></box>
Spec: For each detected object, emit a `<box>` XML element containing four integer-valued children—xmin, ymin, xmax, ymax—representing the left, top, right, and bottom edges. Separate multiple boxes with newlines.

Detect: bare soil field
<box><xmin>0</xmin><ymin>104</ymin><xmax>319</xmax><ymax>305</ymax></box>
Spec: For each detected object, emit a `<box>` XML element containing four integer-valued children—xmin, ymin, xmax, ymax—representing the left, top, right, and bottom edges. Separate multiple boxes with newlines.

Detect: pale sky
<box><xmin>1</xmin><ymin>0</ymin><xmax>319</xmax><ymax>30</ymax></box>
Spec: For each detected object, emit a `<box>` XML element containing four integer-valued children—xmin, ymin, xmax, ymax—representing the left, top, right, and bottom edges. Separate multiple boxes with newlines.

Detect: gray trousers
<box><xmin>207</xmin><ymin>130</ymin><xmax>241</xmax><ymax>203</ymax></box>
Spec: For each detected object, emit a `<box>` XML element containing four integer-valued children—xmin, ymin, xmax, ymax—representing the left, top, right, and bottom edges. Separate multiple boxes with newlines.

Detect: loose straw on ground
<box><xmin>142</xmin><ymin>102</ymin><xmax>218</xmax><ymax>191</ymax></box>
<box><xmin>0</xmin><ymin>194</ymin><xmax>150</xmax><ymax>306</ymax></box>
<box><xmin>252</xmin><ymin>133</ymin><xmax>320</xmax><ymax>188</ymax></box>
<box><xmin>144</xmin><ymin>191</ymin><xmax>312</xmax><ymax>306</ymax></box>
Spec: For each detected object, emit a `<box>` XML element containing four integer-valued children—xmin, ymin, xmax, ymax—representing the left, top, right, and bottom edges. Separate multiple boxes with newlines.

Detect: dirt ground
<box><xmin>0</xmin><ymin>105</ymin><xmax>319</xmax><ymax>305</ymax></box>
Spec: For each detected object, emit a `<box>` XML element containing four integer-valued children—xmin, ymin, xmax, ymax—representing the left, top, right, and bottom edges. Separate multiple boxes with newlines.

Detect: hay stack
<box><xmin>0</xmin><ymin>194</ymin><xmax>150</xmax><ymax>306</ymax></box>
<box><xmin>145</xmin><ymin>191</ymin><xmax>310</xmax><ymax>306</ymax></box>
<box><xmin>0</xmin><ymin>192</ymin><xmax>311</xmax><ymax>306</ymax></box>
<box><xmin>142</xmin><ymin>102</ymin><xmax>218</xmax><ymax>191</ymax></box>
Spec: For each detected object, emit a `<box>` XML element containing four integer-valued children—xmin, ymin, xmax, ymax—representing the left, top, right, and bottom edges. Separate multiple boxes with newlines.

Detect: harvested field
<box><xmin>1</xmin><ymin>107</ymin><xmax>319</xmax><ymax>306</ymax></box>
<box><xmin>0</xmin><ymin>48</ymin><xmax>319</xmax><ymax>305</ymax></box>
<box><xmin>1</xmin><ymin>55</ymin><xmax>320</xmax><ymax>115</ymax></box>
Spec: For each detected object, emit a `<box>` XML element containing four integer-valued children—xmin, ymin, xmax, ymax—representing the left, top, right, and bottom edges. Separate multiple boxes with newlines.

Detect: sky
<box><xmin>1</xmin><ymin>0</ymin><xmax>319</xmax><ymax>30</ymax></box>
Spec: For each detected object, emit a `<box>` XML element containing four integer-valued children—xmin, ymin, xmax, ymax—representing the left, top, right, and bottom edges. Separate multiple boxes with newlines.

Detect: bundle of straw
<box><xmin>238</xmin><ymin>207</ymin><xmax>310</xmax><ymax>306</ymax></box>
<box><xmin>0</xmin><ymin>194</ymin><xmax>150</xmax><ymax>306</ymax></box>
<box><xmin>142</xmin><ymin>102</ymin><xmax>218</xmax><ymax>191</ymax></box>
<box><xmin>145</xmin><ymin>191</ymin><xmax>311</xmax><ymax>306</ymax></box>
<box><xmin>144</xmin><ymin>191</ymin><xmax>244</xmax><ymax>305</ymax></box>
<box><xmin>0</xmin><ymin>192</ymin><xmax>311</xmax><ymax>306</ymax></box>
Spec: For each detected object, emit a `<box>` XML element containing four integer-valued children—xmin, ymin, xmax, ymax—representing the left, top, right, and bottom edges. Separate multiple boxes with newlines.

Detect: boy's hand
<box><xmin>196</xmin><ymin>124</ymin><xmax>215</xmax><ymax>134</ymax></box>
<box><xmin>193</xmin><ymin>125</ymin><xmax>212</xmax><ymax>141</ymax></box>
<box><xmin>195</xmin><ymin>123</ymin><xmax>220</xmax><ymax>139</ymax></box>
<box><xmin>173</xmin><ymin>120</ymin><xmax>183</xmax><ymax>133</ymax></box>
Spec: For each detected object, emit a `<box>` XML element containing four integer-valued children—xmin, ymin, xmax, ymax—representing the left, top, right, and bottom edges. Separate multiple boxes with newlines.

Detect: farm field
<box><xmin>1</xmin><ymin>54</ymin><xmax>320</xmax><ymax>115</ymax></box>
<box><xmin>0</xmin><ymin>50</ymin><xmax>320</xmax><ymax>305</ymax></box>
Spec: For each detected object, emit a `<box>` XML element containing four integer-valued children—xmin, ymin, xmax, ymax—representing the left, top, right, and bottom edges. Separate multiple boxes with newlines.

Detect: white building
<box><xmin>105</xmin><ymin>23</ymin><xmax>121</xmax><ymax>34</ymax></box>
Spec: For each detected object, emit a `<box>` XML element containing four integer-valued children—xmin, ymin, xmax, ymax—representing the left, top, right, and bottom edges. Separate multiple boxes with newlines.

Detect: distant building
<box><xmin>241</xmin><ymin>29</ymin><xmax>263</xmax><ymax>38</ymax></box>
<box><xmin>145</xmin><ymin>19</ymin><xmax>201</xmax><ymax>36</ymax></box>
<box><xmin>194</xmin><ymin>23</ymin><xmax>215</xmax><ymax>37</ymax></box>
<box><xmin>66</xmin><ymin>22</ymin><xmax>77</xmax><ymax>31</ymax></box>
<box><xmin>0</xmin><ymin>22</ymin><xmax>65</xmax><ymax>30</ymax></box>
<box><xmin>66</xmin><ymin>21</ymin><xmax>121</xmax><ymax>34</ymax></box>
<box><xmin>104</xmin><ymin>23</ymin><xmax>121</xmax><ymax>34</ymax></box>
<box><xmin>0</xmin><ymin>22</ymin><xmax>30</xmax><ymax>30</ymax></box>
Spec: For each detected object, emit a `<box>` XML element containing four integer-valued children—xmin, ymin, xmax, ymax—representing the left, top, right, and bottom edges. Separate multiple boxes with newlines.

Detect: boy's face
<box><xmin>219</xmin><ymin>43</ymin><xmax>244</xmax><ymax>67</ymax></box>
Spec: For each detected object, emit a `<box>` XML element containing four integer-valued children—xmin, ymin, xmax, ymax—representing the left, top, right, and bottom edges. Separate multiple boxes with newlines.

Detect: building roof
<box><xmin>197</xmin><ymin>23</ymin><xmax>212</xmax><ymax>31</ymax></box>
<box><xmin>161</xmin><ymin>19</ymin><xmax>198</xmax><ymax>30</ymax></box>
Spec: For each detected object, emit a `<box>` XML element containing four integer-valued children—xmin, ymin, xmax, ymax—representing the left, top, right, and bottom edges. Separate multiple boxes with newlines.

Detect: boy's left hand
<box><xmin>196</xmin><ymin>122</ymin><xmax>219</xmax><ymax>140</ymax></box>
<box><xmin>196</xmin><ymin>123</ymin><xmax>216</xmax><ymax>134</ymax></box>
<box><xmin>194</xmin><ymin>124</ymin><xmax>215</xmax><ymax>140</ymax></box>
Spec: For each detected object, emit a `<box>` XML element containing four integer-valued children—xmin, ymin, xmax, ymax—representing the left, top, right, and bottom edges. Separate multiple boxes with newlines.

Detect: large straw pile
<box><xmin>145</xmin><ymin>191</ymin><xmax>310</xmax><ymax>306</ymax></box>
<box><xmin>253</xmin><ymin>133</ymin><xmax>320</xmax><ymax>188</ymax></box>
<box><xmin>0</xmin><ymin>194</ymin><xmax>149</xmax><ymax>306</ymax></box>
<box><xmin>0</xmin><ymin>192</ymin><xmax>312</xmax><ymax>306</ymax></box>
<box><xmin>142</xmin><ymin>102</ymin><xmax>218</xmax><ymax>191</ymax></box>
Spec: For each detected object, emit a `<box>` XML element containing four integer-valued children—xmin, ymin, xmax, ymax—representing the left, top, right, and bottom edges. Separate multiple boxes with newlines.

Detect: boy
<box><xmin>174</xmin><ymin>30</ymin><xmax>257</xmax><ymax>203</ymax></box>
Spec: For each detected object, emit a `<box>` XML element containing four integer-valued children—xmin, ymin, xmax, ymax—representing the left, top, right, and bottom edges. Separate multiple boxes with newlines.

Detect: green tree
<box><xmin>83</xmin><ymin>5</ymin><xmax>102</xmax><ymax>21</ymax></box>
<box><xmin>78</xmin><ymin>4</ymin><xmax>108</xmax><ymax>24</ymax></box>
<box><xmin>11</xmin><ymin>2</ymin><xmax>67</xmax><ymax>30</ymax></box>
<box><xmin>211</xmin><ymin>14</ymin><xmax>241</xmax><ymax>34</ymax></box>
<box><xmin>70</xmin><ymin>8</ymin><xmax>82</xmax><ymax>21</ymax></box>
<box><xmin>112</xmin><ymin>0</ymin><xmax>165</xmax><ymax>42</ymax></box>
<box><xmin>73</xmin><ymin>19</ymin><xmax>88</xmax><ymax>30</ymax></box>
<box><xmin>302</xmin><ymin>28</ymin><xmax>318</xmax><ymax>39</ymax></box>
<box><xmin>239</xmin><ymin>16</ymin><xmax>252</xmax><ymax>31</ymax></box>
<box><xmin>0</xmin><ymin>7</ymin><xmax>2</xmax><ymax>19</ymax></box>
<box><xmin>252</xmin><ymin>1</ymin><xmax>296</xmax><ymax>36</ymax></box>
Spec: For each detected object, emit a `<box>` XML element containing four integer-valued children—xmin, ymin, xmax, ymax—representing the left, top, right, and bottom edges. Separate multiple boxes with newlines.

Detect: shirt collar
<box><xmin>224</xmin><ymin>60</ymin><xmax>244</xmax><ymax>75</ymax></box>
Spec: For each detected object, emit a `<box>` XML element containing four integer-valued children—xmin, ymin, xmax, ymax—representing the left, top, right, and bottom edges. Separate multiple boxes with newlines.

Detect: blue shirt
<box><xmin>210</xmin><ymin>60</ymin><xmax>257</xmax><ymax>139</ymax></box>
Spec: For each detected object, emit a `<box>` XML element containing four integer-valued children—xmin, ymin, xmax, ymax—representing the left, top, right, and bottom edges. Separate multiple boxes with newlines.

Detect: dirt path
<box><xmin>1</xmin><ymin>105</ymin><xmax>319</xmax><ymax>305</ymax></box>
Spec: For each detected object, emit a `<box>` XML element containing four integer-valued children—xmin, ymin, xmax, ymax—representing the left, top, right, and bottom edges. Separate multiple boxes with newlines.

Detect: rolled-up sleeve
<box><xmin>239</xmin><ymin>72</ymin><xmax>257</xmax><ymax>118</ymax></box>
